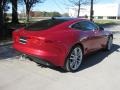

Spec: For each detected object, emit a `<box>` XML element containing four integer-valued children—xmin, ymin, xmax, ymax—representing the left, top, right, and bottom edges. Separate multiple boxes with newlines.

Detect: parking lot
<box><xmin>0</xmin><ymin>25</ymin><xmax>120</xmax><ymax>90</ymax></box>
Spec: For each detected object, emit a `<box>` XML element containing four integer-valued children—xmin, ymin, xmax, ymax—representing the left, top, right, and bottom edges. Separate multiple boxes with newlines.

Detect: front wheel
<box><xmin>64</xmin><ymin>46</ymin><xmax>83</xmax><ymax>72</ymax></box>
<box><xmin>105</xmin><ymin>36</ymin><xmax>113</xmax><ymax>51</ymax></box>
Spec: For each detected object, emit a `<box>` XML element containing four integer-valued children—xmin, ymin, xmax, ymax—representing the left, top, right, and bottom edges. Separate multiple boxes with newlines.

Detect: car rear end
<box><xmin>13</xmin><ymin>18</ymin><xmax>73</xmax><ymax>66</ymax></box>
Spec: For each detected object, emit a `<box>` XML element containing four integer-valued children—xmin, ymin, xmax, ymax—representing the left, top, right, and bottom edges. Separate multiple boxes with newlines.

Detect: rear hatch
<box><xmin>13</xmin><ymin>29</ymin><xmax>48</xmax><ymax>48</ymax></box>
<box><xmin>13</xmin><ymin>18</ymin><xmax>72</xmax><ymax>49</ymax></box>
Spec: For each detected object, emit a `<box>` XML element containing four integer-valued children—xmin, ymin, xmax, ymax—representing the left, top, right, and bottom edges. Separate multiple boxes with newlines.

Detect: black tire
<box><xmin>105</xmin><ymin>36</ymin><xmax>113</xmax><ymax>51</ymax></box>
<box><xmin>64</xmin><ymin>45</ymin><xmax>83</xmax><ymax>72</ymax></box>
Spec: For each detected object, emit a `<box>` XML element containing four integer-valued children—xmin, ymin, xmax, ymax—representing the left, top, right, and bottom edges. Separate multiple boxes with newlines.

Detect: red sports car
<box><xmin>13</xmin><ymin>17</ymin><xmax>113</xmax><ymax>72</ymax></box>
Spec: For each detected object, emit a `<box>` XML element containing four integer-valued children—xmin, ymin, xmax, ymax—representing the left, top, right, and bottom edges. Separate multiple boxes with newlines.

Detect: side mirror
<box><xmin>99</xmin><ymin>27</ymin><xmax>104</xmax><ymax>31</ymax></box>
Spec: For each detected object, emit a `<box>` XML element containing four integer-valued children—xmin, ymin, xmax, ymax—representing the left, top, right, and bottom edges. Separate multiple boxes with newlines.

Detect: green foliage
<box><xmin>62</xmin><ymin>13</ymin><xmax>69</xmax><ymax>17</ymax></box>
<box><xmin>28</xmin><ymin>11</ymin><xmax>62</xmax><ymax>17</ymax></box>
<box><xmin>95</xmin><ymin>20</ymin><xmax>118</xmax><ymax>27</ymax></box>
<box><xmin>52</xmin><ymin>12</ymin><xmax>62</xmax><ymax>17</ymax></box>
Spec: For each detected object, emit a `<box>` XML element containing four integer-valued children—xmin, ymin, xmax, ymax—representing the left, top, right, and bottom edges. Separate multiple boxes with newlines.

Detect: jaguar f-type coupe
<box><xmin>13</xmin><ymin>17</ymin><xmax>113</xmax><ymax>72</ymax></box>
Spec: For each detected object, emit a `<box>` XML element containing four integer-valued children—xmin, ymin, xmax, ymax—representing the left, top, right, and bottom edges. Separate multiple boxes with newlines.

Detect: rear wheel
<box><xmin>64</xmin><ymin>46</ymin><xmax>83</xmax><ymax>72</ymax></box>
<box><xmin>105</xmin><ymin>36</ymin><xmax>113</xmax><ymax>51</ymax></box>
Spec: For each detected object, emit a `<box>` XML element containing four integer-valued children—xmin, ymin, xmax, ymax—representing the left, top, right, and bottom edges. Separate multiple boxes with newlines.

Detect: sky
<box><xmin>9</xmin><ymin>0</ymin><xmax>120</xmax><ymax>14</ymax></box>
<box><xmin>32</xmin><ymin>0</ymin><xmax>120</xmax><ymax>14</ymax></box>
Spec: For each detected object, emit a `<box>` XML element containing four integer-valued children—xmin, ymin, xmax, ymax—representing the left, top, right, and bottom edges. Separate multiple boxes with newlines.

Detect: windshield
<box><xmin>25</xmin><ymin>19</ymin><xmax>67</xmax><ymax>31</ymax></box>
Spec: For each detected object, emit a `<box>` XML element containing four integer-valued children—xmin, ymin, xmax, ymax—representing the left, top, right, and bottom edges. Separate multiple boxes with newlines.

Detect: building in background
<box><xmin>69</xmin><ymin>3</ymin><xmax>120</xmax><ymax>20</ymax></box>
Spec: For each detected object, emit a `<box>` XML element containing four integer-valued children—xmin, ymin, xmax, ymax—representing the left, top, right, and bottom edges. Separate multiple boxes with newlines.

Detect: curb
<box><xmin>0</xmin><ymin>41</ymin><xmax>13</xmax><ymax>46</ymax></box>
<box><xmin>112</xmin><ymin>31</ymin><xmax>120</xmax><ymax>34</ymax></box>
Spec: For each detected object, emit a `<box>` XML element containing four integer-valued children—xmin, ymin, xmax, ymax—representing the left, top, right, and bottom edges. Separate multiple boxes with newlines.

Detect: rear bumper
<box><xmin>13</xmin><ymin>43</ymin><xmax>66</xmax><ymax>66</ymax></box>
<box><xmin>27</xmin><ymin>55</ymin><xmax>55</xmax><ymax>67</ymax></box>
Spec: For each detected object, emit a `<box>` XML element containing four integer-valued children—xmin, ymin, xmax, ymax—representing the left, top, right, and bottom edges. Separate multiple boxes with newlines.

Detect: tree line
<box><xmin>0</xmin><ymin>0</ymin><xmax>93</xmax><ymax>28</ymax></box>
<box><xmin>0</xmin><ymin>0</ymin><xmax>45</xmax><ymax>30</ymax></box>
<box><xmin>19</xmin><ymin>11</ymin><xmax>69</xmax><ymax>17</ymax></box>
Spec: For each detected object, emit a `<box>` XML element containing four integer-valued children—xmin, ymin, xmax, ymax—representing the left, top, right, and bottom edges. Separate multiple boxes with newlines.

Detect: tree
<box><xmin>69</xmin><ymin>0</ymin><xmax>90</xmax><ymax>17</ymax></box>
<box><xmin>0</xmin><ymin>0</ymin><xmax>10</xmax><ymax>38</ymax></box>
<box><xmin>62</xmin><ymin>13</ymin><xmax>69</xmax><ymax>17</ymax></box>
<box><xmin>90</xmin><ymin>0</ymin><xmax>93</xmax><ymax>21</ymax></box>
<box><xmin>0</xmin><ymin>0</ymin><xmax>4</xmax><ymax>38</ymax></box>
<box><xmin>0</xmin><ymin>0</ymin><xmax>4</xmax><ymax>27</ymax></box>
<box><xmin>21</xmin><ymin>0</ymin><xmax>45</xmax><ymax>22</ymax></box>
<box><xmin>3</xmin><ymin>0</ymin><xmax>10</xmax><ymax>23</ymax></box>
<box><xmin>52</xmin><ymin>12</ymin><xmax>61</xmax><ymax>17</ymax></box>
<box><xmin>10</xmin><ymin>0</ymin><xmax>19</xmax><ymax>23</ymax></box>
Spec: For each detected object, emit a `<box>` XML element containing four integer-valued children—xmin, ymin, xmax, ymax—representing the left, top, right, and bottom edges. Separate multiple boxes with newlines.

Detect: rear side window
<box><xmin>71</xmin><ymin>21</ymin><xmax>99</xmax><ymax>31</ymax></box>
<box><xmin>25</xmin><ymin>19</ymin><xmax>67</xmax><ymax>31</ymax></box>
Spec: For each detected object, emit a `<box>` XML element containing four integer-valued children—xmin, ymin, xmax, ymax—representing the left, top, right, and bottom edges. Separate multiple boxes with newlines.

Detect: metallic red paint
<box><xmin>13</xmin><ymin>18</ymin><xmax>112</xmax><ymax>67</ymax></box>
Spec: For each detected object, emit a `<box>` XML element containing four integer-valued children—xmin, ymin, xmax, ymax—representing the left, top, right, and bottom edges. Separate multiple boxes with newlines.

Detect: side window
<box><xmin>71</xmin><ymin>21</ymin><xmax>99</xmax><ymax>31</ymax></box>
<box><xmin>83</xmin><ymin>21</ymin><xmax>94</xmax><ymax>30</ymax></box>
<box><xmin>88</xmin><ymin>21</ymin><xmax>99</xmax><ymax>30</ymax></box>
<box><xmin>71</xmin><ymin>23</ymin><xmax>81</xmax><ymax>30</ymax></box>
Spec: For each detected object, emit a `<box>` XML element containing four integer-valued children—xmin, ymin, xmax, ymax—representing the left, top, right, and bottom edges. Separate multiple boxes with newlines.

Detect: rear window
<box><xmin>25</xmin><ymin>19</ymin><xmax>67</xmax><ymax>31</ymax></box>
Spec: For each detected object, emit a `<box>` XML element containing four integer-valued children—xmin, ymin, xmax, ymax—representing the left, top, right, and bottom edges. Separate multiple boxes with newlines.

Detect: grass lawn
<box><xmin>95</xmin><ymin>20</ymin><xmax>120</xmax><ymax>27</ymax></box>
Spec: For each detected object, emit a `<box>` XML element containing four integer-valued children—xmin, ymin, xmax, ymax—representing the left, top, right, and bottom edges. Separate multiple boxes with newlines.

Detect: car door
<box><xmin>80</xmin><ymin>21</ymin><xmax>101</xmax><ymax>52</ymax></box>
<box><xmin>93</xmin><ymin>26</ymin><xmax>108</xmax><ymax>49</ymax></box>
<box><xmin>86</xmin><ymin>21</ymin><xmax>109</xmax><ymax>49</ymax></box>
<box><xmin>71</xmin><ymin>20</ymin><xmax>100</xmax><ymax>53</ymax></box>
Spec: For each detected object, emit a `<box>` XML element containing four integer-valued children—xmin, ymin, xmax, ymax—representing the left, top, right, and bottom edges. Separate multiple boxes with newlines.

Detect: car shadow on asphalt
<box><xmin>79</xmin><ymin>44</ymin><xmax>120</xmax><ymax>71</ymax></box>
<box><xmin>0</xmin><ymin>46</ymin><xmax>21</xmax><ymax>60</ymax></box>
<box><xmin>41</xmin><ymin>44</ymin><xmax>120</xmax><ymax>73</ymax></box>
